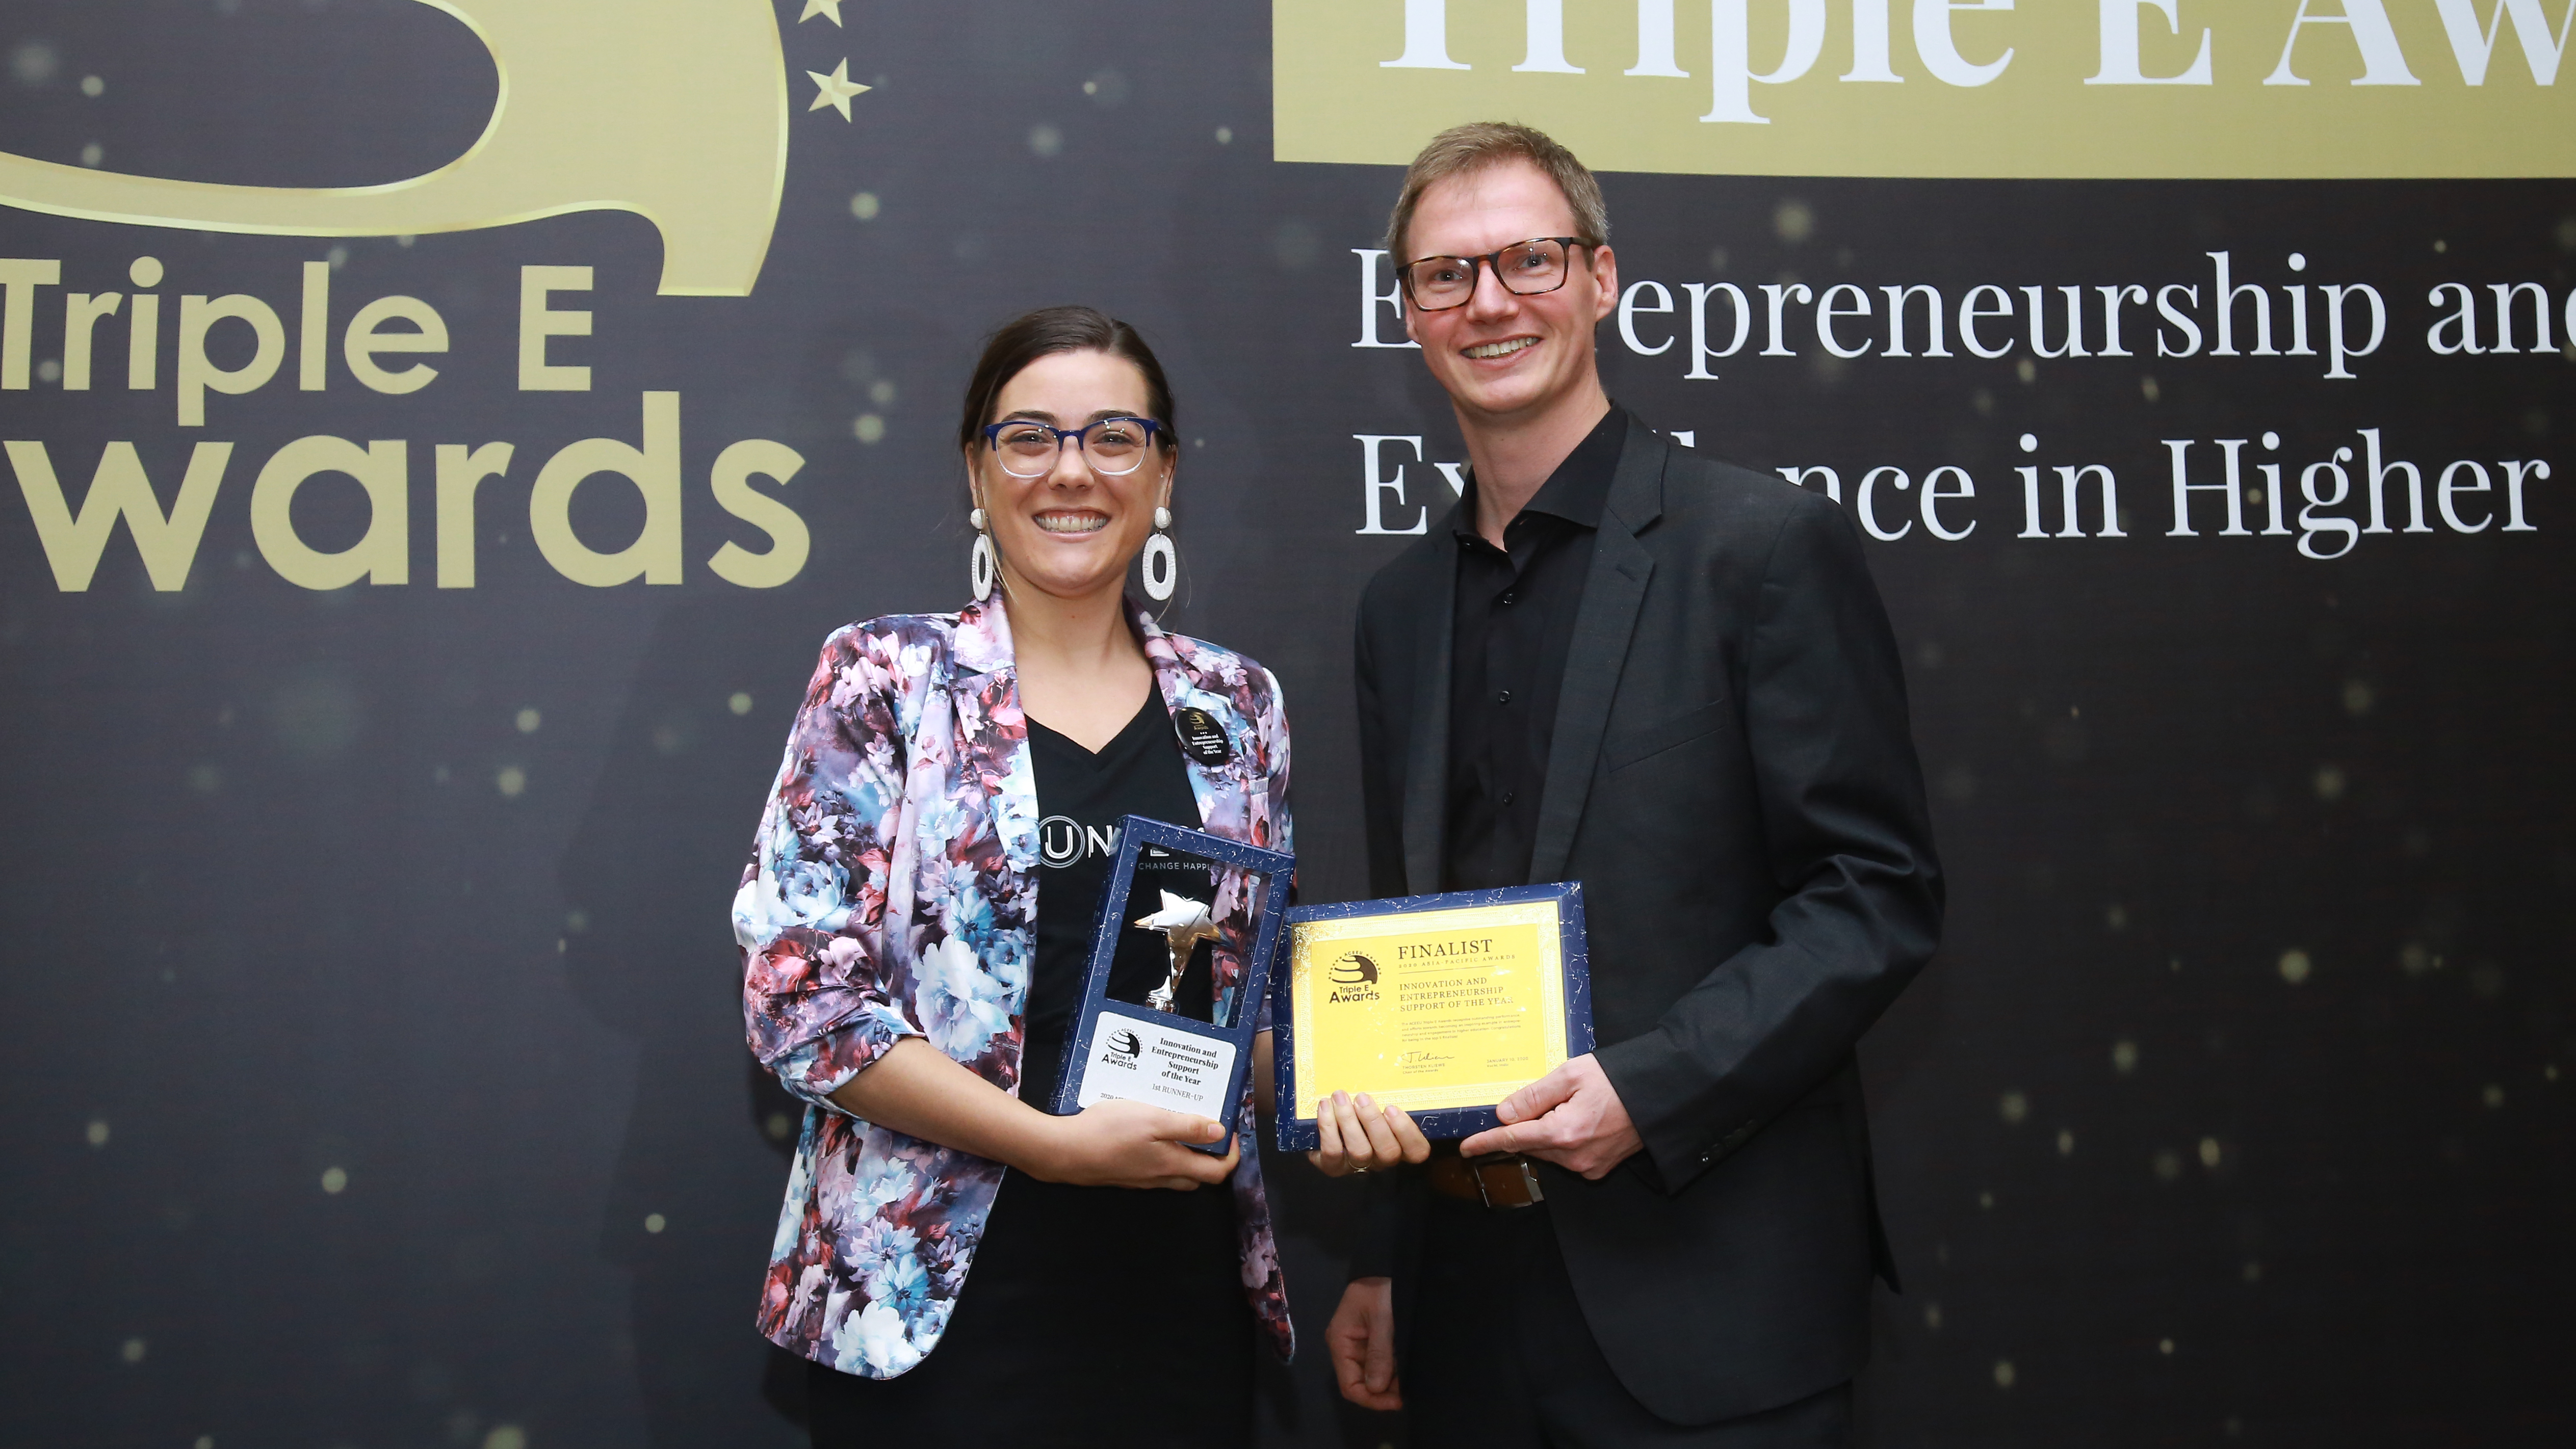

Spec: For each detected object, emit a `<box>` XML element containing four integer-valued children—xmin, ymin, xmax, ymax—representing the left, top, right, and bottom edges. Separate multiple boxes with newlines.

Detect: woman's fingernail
<box><xmin>1356</xmin><ymin>1094</ymin><xmax>1374</xmax><ymax>1110</ymax></box>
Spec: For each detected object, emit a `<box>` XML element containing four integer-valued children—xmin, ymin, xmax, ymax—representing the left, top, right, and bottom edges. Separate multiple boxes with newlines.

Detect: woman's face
<box><xmin>970</xmin><ymin>348</ymin><xmax>1173</xmax><ymax>608</ymax></box>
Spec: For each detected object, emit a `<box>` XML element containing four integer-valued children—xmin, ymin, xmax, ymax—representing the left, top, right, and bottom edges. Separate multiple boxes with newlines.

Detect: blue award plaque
<box><xmin>1272</xmin><ymin>882</ymin><xmax>1592</xmax><ymax>1151</ymax></box>
<box><xmin>1048</xmin><ymin>815</ymin><xmax>1294</xmax><ymax>1155</ymax></box>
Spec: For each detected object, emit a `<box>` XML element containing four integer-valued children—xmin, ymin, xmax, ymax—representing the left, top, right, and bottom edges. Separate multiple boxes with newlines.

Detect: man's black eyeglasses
<box><xmin>1398</xmin><ymin>238</ymin><xmax>1595</xmax><ymax>311</ymax></box>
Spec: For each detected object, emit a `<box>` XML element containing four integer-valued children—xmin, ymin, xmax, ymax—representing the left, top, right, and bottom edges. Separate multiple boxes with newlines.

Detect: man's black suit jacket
<box><xmin>1352</xmin><ymin>414</ymin><xmax>1943</xmax><ymax>1424</ymax></box>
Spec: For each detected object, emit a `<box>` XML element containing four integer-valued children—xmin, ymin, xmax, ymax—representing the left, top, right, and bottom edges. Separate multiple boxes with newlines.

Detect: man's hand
<box><xmin>1327</xmin><ymin>1277</ymin><xmax>1402</xmax><ymax>1410</ymax></box>
<box><xmin>1457</xmin><ymin>1052</ymin><xmax>1642</xmax><ymax>1179</ymax></box>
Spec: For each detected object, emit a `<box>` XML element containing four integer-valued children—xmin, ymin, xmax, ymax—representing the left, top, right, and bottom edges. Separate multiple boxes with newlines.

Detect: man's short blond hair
<box><xmin>1384</xmin><ymin>121</ymin><xmax>1609</xmax><ymax>262</ymax></box>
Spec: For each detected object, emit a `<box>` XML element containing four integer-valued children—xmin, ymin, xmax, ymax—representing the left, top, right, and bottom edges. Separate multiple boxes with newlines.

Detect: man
<box><xmin>1330</xmin><ymin>122</ymin><xmax>1943</xmax><ymax>1446</ymax></box>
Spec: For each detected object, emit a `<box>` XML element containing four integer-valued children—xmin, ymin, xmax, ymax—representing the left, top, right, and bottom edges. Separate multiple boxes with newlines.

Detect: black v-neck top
<box><xmin>1020</xmin><ymin>692</ymin><xmax>1208</xmax><ymax>1109</ymax></box>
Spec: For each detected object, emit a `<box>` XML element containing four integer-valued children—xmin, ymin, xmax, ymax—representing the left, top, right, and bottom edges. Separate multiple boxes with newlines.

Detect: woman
<box><xmin>737</xmin><ymin>306</ymin><xmax>1417</xmax><ymax>1446</ymax></box>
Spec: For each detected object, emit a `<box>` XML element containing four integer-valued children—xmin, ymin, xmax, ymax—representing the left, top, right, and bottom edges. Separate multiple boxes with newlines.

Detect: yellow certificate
<box><xmin>1285</xmin><ymin>898</ymin><xmax>1572</xmax><ymax>1120</ymax></box>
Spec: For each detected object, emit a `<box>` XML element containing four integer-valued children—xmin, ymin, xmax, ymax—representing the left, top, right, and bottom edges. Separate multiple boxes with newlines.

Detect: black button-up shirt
<box><xmin>1442</xmin><ymin>407</ymin><xmax>1626</xmax><ymax>892</ymax></box>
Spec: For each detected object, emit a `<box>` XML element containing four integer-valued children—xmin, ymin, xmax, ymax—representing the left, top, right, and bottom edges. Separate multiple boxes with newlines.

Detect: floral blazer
<box><xmin>736</xmin><ymin>596</ymin><xmax>1295</xmax><ymax>1377</ymax></box>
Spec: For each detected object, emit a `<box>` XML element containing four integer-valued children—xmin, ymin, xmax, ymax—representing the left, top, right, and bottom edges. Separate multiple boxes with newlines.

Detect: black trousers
<box><xmin>1402</xmin><ymin>1196</ymin><xmax>1852</xmax><ymax>1449</ymax></box>
<box><xmin>803</xmin><ymin>1170</ymin><xmax>1252</xmax><ymax>1449</ymax></box>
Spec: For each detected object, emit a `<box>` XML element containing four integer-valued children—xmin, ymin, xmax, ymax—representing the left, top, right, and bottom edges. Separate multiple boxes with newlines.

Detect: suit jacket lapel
<box><xmin>1401</xmin><ymin>515</ymin><xmax>1462</xmax><ymax>897</ymax></box>
<box><xmin>1528</xmin><ymin>419</ymin><xmax>1667</xmax><ymax>884</ymax></box>
<box><xmin>950</xmin><ymin>596</ymin><xmax>1040</xmax><ymax>879</ymax></box>
<box><xmin>1134</xmin><ymin>600</ymin><xmax>1226</xmax><ymax>836</ymax></box>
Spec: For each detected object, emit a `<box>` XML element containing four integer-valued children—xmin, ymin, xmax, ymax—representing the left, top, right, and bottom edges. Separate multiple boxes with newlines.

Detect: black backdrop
<box><xmin>1</xmin><ymin>2</ymin><xmax>2569</xmax><ymax>1446</ymax></box>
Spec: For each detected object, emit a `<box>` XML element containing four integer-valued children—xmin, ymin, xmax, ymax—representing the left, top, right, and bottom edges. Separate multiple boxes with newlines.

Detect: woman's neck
<box><xmin>1005</xmin><ymin>576</ymin><xmax>1133</xmax><ymax>669</ymax></box>
<box><xmin>1003</xmin><ymin>578</ymin><xmax>1155</xmax><ymax>750</ymax></box>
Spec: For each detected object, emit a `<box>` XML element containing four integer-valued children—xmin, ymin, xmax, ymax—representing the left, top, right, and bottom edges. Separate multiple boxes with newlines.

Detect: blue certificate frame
<box><xmin>1272</xmin><ymin>882</ymin><xmax>1593</xmax><ymax>1151</ymax></box>
<box><xmin>1047</xmin><ymin>814</ymin><xmax>1294</xmax><ymax>1155</ymax></box>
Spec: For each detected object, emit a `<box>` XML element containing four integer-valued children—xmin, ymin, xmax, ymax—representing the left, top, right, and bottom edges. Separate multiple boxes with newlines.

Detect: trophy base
<box><xmin>1073</xmin><ymin>1008</ymin><xmax>1238</xmax><ymax>1119</ymax></box>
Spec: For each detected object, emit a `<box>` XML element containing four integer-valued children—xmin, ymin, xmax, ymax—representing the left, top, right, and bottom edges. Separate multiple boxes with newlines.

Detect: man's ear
<box><xmin>1589</xmin><ymin>244</ymin><xmax>1621</xmax><ymax>323</ymax></box>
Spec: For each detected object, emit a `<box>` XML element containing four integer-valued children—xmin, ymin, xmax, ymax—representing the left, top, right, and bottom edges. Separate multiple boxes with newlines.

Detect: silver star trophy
<box><xmin>1132</xmin><ymin>890</ymin><xmax>1221</xmax><ymax>1014</ymax></box>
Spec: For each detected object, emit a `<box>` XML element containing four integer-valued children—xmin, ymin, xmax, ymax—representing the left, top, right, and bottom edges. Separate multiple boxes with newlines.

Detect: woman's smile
<box><xmin>1032</xmin><ymin>509</ymin><xmax>1110</xmax><ymax>535</ymax></box>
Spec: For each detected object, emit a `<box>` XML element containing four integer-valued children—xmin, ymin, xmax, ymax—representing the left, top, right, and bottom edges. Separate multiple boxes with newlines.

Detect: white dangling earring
<box><xmin>1140</xmin><ymin>505</ymin><xmax>1177</xmax><ymax>602</ymax></box>
<box><xmin>969</xmin><ymin>506</ymin><xmax>998</xmax><ymax>602</ymax></box>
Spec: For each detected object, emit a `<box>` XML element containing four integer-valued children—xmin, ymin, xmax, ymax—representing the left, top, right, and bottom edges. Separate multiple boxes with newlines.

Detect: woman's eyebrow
<box><xmin>997</xmin><ymin>407</ymin><xmax>1147</xmax><ymax>425</ymax></box>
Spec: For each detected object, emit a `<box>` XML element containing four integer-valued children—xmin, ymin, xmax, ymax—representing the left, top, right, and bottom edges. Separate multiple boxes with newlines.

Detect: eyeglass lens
<box><xmin>992</xmin><ymin>418</ymin><xmax>1155</xmax><ymax>477</ymax></box>
<box><xmin>1404</xmin><ymin>239</ymin><xmax>1570</xmax><ymax>310</ymax></box>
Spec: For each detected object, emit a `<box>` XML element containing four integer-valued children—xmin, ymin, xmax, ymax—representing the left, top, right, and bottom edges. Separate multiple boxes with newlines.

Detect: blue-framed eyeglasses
<box><xmin>981</xmin><ymin>416</ymin><xmax>1166</xmax><ymax>478</ymax></box>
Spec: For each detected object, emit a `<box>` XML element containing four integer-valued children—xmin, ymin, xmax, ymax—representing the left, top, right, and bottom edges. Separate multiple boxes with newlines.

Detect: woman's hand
<box><xmin>828</xmin><ymin>1040</ymin><xmax>1235</xmax><ymax>1189</ymax></box>
<box><xmin>1306</xmin><ymin>1090</ymin><xmax>1430</xmax><ymax>1177</ymax></box>
<box><xmin>1035</xmin><ymin>1099</ymin><xmax>1241</xmax><ymax>1190</ymax></box>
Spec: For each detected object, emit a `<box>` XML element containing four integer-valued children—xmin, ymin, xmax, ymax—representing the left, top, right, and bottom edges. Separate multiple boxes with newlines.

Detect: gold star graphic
<box><xmin>806</xmin><ymin>59</ymin><xmax>870</xmax><ymax>121</ymax></box>
<box><xmin>799</xmin><ymin>0</ymin><xmax>845</xmax><ymax>24</ymax></box>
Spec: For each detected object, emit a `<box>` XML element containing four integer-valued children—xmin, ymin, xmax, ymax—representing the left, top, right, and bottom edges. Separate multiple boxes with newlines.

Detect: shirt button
<box><xmin>1500</xmin><ymin>791</ymin><xmax>1516</xmax><ymax>806</ymax></box>
<box><xmin>1499</xmin><ymin>591</ymin><xmax>1517</xmax><ymax>605</ymax></box>
<box><xmin>1496</xmin><ymin>690</ymin><xmax>1512</xmax><ymax>704</ymax></box>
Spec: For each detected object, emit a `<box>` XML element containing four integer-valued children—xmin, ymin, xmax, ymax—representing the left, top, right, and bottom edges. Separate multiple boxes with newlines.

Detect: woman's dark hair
<box><xmin>955</xmin><ymin>305</ymin><xmax>1179</xmax><ymax>454</ymax></box>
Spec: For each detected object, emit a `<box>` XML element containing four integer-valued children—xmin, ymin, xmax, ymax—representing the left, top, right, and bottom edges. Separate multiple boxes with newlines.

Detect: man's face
<box><xmin>1400</xmin><ymin>160</ymin><xmax>1618</xmax><ymax>424</ymax></box>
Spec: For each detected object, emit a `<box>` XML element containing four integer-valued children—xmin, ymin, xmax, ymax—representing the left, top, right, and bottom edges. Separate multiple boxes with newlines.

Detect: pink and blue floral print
<box><xmin>738</xmin><ymin>596</ymin><xmax>1295</xmax><ymax>1377</ymax></box>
